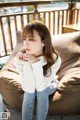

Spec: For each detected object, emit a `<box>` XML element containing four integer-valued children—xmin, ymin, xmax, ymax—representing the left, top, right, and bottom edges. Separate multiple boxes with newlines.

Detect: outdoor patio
<box><xmin>0</xmin><ymin>1</ymin><xmax>80</xmax><ymax>120</ymax></box>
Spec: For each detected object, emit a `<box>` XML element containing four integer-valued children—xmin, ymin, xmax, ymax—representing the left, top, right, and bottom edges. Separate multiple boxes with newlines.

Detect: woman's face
<box><xmin>23</xmin><ymin>29</ymin><xmax>45</xmax><ymax>56</ymax></box>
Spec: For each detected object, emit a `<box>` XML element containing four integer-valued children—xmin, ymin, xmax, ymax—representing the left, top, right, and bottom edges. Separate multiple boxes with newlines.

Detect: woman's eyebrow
<box><xmin>28</xmin><ymin>35</ymin><xmax>35</xmax><ymax>38</ymax></box>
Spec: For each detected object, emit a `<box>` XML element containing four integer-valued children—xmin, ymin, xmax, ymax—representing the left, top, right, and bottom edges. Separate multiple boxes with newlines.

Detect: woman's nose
<box><xmin>24</xmin><ymin>40</ymin><xmax>29</xmax><ymax>47</ymax></box>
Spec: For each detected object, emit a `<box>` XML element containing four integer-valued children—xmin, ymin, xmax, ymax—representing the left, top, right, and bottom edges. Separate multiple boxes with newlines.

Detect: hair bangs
<box><xmin>22</xmin><ymin>24</ymin><xmax>34</xmax><ymax>40</ymax></box>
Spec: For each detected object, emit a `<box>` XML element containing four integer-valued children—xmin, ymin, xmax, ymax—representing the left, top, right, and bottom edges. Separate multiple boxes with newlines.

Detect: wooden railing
<box><xmin>0</xmin><ymin>1</ymin><xmax>80</xmax><ymax>57</ymax></box>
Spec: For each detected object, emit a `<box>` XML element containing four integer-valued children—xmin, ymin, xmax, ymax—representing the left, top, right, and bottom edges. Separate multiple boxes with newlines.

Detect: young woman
<box><xmin>15</xmin><ymin>20</ymin><xmax>61</xmax><ymax>120</ymax></box>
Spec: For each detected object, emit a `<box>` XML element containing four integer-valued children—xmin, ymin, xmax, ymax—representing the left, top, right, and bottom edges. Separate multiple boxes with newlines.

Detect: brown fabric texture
<box><xmin>0</xmin><ymin>59</ymin><xmax>24</xmax><ymax>111</ymax></box>
<box><xmin>0</xmin><ymin>31</ymin><xmax>80</xmax><ymax>113</ymax></box>
<box><xmin>49</xmin><ymin>32</ymin><xmax>80</xmax><ymax>114</ymax></box>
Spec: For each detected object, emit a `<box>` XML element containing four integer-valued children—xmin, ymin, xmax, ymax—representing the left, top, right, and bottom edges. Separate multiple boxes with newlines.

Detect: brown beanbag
<box><xmin>49</xmin><ymin>32</ymin><xmax>80</xmax><ymax>114</ymax></box>
<box><xmin>0</xmin><ymin>59</ymin><xmax>24</xmax><ymax>111</ymax></box>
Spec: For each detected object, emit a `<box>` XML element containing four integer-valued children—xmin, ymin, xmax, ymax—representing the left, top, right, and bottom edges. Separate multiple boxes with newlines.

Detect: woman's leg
<box><xmin>22</xmin><ymin>92</ymin><xmax>35</xmax><ymax>120</ymax></box>
<box><xmin>36</xmin><ymin>89</ymin><xmax>49</xmax><ymax>120</ymax></box>
<box><xmin>36</xmin><ymin>82</ymin><xmax>58</xmax><ymax>120</ymax></box>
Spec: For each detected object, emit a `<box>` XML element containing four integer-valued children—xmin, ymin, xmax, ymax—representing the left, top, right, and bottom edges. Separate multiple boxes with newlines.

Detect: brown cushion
<box><xmin>0</xmin><ymin>59</ymin><xmax>24</xmax><ymax>111</ymax></box>
<box><xmin>49</xmin><ymin>32</ymin><xmax>80</xmax><ymax>114</ymax></box>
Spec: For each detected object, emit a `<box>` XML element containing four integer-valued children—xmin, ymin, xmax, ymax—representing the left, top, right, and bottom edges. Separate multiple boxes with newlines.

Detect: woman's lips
<box><xmin>26</xmin><ymin>48</ymin><xmax>30</xmax><ymax>51</ymax></box>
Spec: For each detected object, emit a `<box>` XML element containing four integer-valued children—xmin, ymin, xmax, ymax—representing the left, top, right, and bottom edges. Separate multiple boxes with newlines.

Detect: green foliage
<box><xmin>0</xmin><ymin>0</ymin><xmax>5</xmax><ymax>2</ymax></box>
<box><xmin>27</xmin><ymin>6</ymin><xmax>34</xmax><ymax>12</ymax></box>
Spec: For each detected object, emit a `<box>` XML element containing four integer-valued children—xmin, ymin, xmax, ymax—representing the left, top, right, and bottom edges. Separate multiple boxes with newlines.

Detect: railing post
<box><xmin>68</xmin><ymin>2</ymin><xmax>76</xmax><ymax>24</ymax></box>
<box><xmin>33</xmin><ymin>4</ymin><xmax>39</xmax><ymax>20</ymax></box>
<box><xmin>34</xmin><ymin>4</ymin><xmax>38</xmax><ymax>13</ymax></box>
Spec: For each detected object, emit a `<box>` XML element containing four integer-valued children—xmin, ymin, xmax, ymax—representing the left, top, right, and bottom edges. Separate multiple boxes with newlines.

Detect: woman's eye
<box><xmin>29</xmin><ymin>39</ymin><xmax>32</xmax><ymax>41</ymax></box>
<box><xmin>28</xmin><ymin>38</ymin><xmax>36</xmax><ymax>41</ymax></box>
<box><xmin>29</xmin><ymin>38</ymin><xmax>35</xmax><ymax>41</ymax></box>
<box><xmin>23</xmin><ymin>39</ymin><xmax>26</xmax><ymax>41</ymax></box>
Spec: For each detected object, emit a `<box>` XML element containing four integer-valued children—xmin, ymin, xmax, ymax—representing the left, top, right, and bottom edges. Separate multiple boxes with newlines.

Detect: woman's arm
<box><xmin>15</xmin><ymin>55</ymin><xmax>36</xmax><ymax>93</ymax></box>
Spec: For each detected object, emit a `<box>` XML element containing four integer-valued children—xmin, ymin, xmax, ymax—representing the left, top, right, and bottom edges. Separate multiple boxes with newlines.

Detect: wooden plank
<box><xmin>66</xmin><ymin>10</ymin><xmax>68</xmax><ymax>25</ymax></box>
<box><xmin>0</xmin><ymin>1</ymin><xmax>51</xmax><ymax>7</ymax></box>
<box><xmin>14</xmin><ymin>16</ymin><xmax>17</xmax><ymax>32</ymax></box>
<box><xmin>76</xmin><ymin>9</ymin><xmax>79</xmax><ymax>23</ymax></box>
<box><xmin>48</xmin><ymin>12</ymin><xmax>50</xmax><ymax>31</ymax></box>
<box><xmin>43</xmin><ymin>12</ymin><xmax>46</xmax><ymax>24</ymax></box>
<box><xmin>0</xmin><ymin>1</ymin><xmax>80</xmax><ymax>8</ymax></box>
<box><xmin>0</xmin><ymin>17</ymin><xmax>7</xmax><ymax>55</ymax></box>
<box><xmin>57</xmin><ymin>11</ymin><xmax>60</xmax><ymax>34</ymax></box>
<box><xmin>53</xmin><ymin>11</ymin><xmax>55</xmax><ymax>35</ymax></box>
<box><xmin>27</xmin><ymin>14</ymin><xmax>29</xmax><ymax>23</ymax></box>
<box><xmin>61</xmin><ymin>10</ymin><xmax>64</xmax><ymax>33</ymax></box>
<box><xmin>72</xmin><ymin>9</ymin><xmax>75</xmax><ymax>24</ymax></box>
<box><xmin>7</xmin><ymin>16</ymin><xmax>13</xmax><ymax>50</ymax></box>
<box><xmin>62</xmin><ymin>10</ymin><xmax>64</xmax><ymax>26</ymax></box>
<box><xmin>20</xmin><ymin>15</ymin><xmax>24</xmax><ymax>30</ymax></box>
<box><xmin>38</xmin><ymin>12</ymin><xmax>40</xmax><ymax>21</ymax></box>
<box><xmin>14</xmin><ymin>16</ymin><xmax>18</xmax><ymax>42</ymax></box>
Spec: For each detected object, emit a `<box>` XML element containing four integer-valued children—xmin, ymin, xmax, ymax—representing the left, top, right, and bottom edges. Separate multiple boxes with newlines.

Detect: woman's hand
<box><xmin>23</xmin><ymin>53</ymin><xmax>39</xmax><ymax>63</ymax></box>
<box><xmin>16</xmin><ymin>52</ymin><xmax>23</xmax><ymax>60</ymax></box>
<box><xmin>16</xmin><ymin>52</ymin><xmax>39</xmax><ymax>63</ymax></box>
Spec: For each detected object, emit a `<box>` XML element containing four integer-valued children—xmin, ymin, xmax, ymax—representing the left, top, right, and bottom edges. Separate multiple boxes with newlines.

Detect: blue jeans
<box><xmin>22</xmin><ymin>82</ymin><xmax>58</xmax><ymax>120</ymax></box>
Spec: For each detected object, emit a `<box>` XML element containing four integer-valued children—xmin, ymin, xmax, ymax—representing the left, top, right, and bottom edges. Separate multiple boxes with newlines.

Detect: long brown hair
<box><xmin>22</xmin><ymin>20</ymin><xmax>58</xmax><ymax>76</ymax></box>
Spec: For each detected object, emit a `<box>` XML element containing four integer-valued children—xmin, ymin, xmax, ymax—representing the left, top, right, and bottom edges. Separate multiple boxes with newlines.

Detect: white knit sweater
<box><xmin>15</xmin><ymin>55</ymin><xmax>61</xmax><ymax>93</ymax></box>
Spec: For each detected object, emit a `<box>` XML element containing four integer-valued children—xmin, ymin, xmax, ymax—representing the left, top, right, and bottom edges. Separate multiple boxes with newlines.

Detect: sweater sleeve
<box><xmin>15</xmin><ymin>57</ymin><xmax>35</xmax><ymax>93</ymax></box>
<box><xmin>23</xmin><ymin>62</ymin><xmax>35</xmax><ymax>93</ymax></box>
